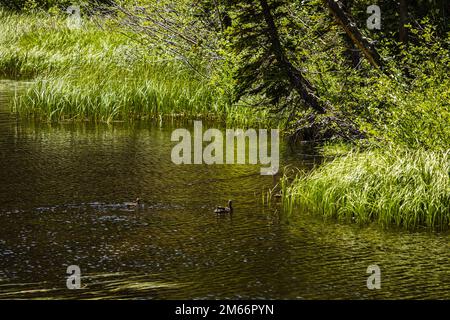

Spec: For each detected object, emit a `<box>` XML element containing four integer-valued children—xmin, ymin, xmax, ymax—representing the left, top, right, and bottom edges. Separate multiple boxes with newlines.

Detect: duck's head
<box><xmin>136</xmin><ymin>198</ymin><xmax>142</xmax><ymax>204</ymax></box>
<box><xmin>228</xmin><ymin>200</ymin><xmax>233</xmax><ymax>208</ymax></box>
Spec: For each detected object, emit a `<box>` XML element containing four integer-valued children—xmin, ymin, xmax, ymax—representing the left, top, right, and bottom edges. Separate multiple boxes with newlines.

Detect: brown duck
<box><xmin>124</xmin><ymin>198</ymin><xmax>143</xmax><ymax>209</ymax></box>
<box><xmin>214</xmin><ymin>200</ymin><xmax>233</xmax><ymax>214</ymax></box>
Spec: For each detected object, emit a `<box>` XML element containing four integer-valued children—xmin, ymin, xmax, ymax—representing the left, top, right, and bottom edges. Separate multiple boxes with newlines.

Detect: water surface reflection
<box><xmin>0</xmin><ymin>81</ymin><xmax>448</xmax><ymax>299</ymax></box>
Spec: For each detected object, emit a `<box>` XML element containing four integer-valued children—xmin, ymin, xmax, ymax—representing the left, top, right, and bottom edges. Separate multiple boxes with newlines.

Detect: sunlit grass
<box><xmin>281</xmin><ymin>147</ymin><xmax>450</xmax><ymax>230</ymax></box>
<box><xmin>0</xmin><ymin>10</ymin><xmax>270</xmax><ymax>126</ymax></box>
<box><xmin>13</xmin><ymin>65</ymin><xmax>269</xmax><ymax>125</ymax></box>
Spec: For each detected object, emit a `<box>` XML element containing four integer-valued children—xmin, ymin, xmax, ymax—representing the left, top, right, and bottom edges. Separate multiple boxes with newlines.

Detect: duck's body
<box><xmin>125</xmin><ymin>198</ymin><xmax>143</xmax><ymax>209</ymax></box>
<box><xmin>214</xmin><ymin>200</ymin><xmax>233</xmax><ymax>214</ymax></box>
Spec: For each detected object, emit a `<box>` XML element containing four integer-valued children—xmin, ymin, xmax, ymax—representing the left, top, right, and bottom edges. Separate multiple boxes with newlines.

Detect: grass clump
<box><xmin>282</xmin><ymin>147</ymin><xmax>450</xmax><ymax>230</ymax></box>
<box><xmin>14</xmin><ymin>62</ymin><xmax>217</xmax><ymax>122</ymax></box>
<box><xmin>13</xmin><ymin>61</ymin><xmax>269</xmax><ymax>125</ymax></box>
<box><xmin>0</xmin><ymin>10</ymin><xmax>269</xmax><ymax>126</ymax></box>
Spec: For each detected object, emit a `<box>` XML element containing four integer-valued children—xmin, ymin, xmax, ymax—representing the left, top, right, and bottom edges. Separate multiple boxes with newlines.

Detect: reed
<box><xmin>281</xmin><ymin>147</ymin><xmax>450</xmax><ymax>230</ymax></box>
<box><xmin>0</xmin><ymin>10</ymin><xmax>270</xmax><ymax>125</ymax></box>
<box><xmin>13</xmin><ymin>62</ymin><xmax>269</xmax><ymax>125</ymax></box>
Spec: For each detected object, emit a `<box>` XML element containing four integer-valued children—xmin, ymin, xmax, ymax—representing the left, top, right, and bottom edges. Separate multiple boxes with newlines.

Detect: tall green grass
<box><xmin>12</xmin><ymin>60</ymin><xmax>269</xmax><ymax>124</ymax></box>
<box><xmin>15</xmin><ymin>62</ymin><xmax>213</xmax><ymax>122</ymax></box>
<box><xmin>281</xmin><ymin>148</ymin><xmax>450</xmax><ymax>230</ymax></box>
<box><xmin>0</xmin><ymin>10</ymin><xmax>269</xmax><ymax>125</ymax></box>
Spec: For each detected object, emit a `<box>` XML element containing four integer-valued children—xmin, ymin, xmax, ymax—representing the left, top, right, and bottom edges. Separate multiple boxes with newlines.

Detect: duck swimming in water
<box><xmin>124</xmin><ymin>198</ymin><xmax>143</xmax><ymax>209</ymax></box>
<box><xmin>214</xmin><ymin>200</ymin><xmax>233</xmax><ymax>214</ymax></box>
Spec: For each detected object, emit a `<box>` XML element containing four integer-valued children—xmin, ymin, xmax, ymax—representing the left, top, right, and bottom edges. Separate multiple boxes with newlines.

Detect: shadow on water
<box><xmin>0</xmin><ymin>80</ymin><xmax>449</xmax><ymax>299</ymax></box>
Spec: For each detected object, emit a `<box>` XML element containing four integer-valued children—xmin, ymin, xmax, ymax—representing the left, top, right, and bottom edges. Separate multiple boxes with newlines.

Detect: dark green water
<box><xmin>0</xmin><ymin>80</ymin><xmax>449</xmax><ymax>299</ymax></box>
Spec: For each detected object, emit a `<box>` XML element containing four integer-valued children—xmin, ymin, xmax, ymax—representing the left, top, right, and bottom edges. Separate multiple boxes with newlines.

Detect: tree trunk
<box><xmin>323</xmin><ymin>0</ymin><xmax>384</xmax><ymax>72</ymax></box>
<box><xmin>399</xmin><ymin>0</ymin><xmax>408</xmax><ymax>43</ymax></box>
<box><xmin>259</xmin><ymin>0</ymin><xmax>327</xmax><ymax>114</ymax></box>
<box><xmin>341</xmin><ymin>0</ymin><xmax>361</xmax><ymax>69</ymax></box>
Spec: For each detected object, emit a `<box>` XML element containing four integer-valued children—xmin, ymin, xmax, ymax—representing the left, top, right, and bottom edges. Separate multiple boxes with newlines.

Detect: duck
<box><xmin>124</xmin><ymin>198</ymin><xmax>143</xmax><ymax>209</ymax></box>
<box><xmin>214</xmin><ymin>200</ymin><xmax>233</xmax><ymax>214</ymax></box>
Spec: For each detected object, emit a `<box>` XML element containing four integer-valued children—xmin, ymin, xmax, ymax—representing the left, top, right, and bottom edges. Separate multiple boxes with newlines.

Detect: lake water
<box><xmin>0</xmin><ymin>80</ymin><xmax>449</xmax><ymax>299</ymax></box>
